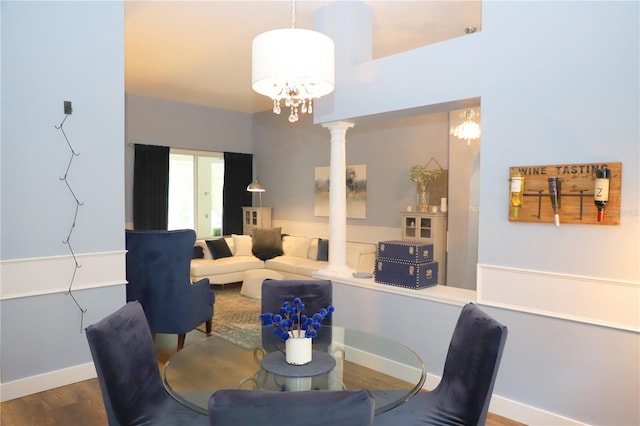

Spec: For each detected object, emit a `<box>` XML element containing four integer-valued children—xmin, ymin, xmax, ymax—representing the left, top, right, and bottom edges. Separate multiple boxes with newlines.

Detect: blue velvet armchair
<box><xmin>126</xmin><ymin>229</ymin><xmax>215</xmax><ymax>350</ymax></box>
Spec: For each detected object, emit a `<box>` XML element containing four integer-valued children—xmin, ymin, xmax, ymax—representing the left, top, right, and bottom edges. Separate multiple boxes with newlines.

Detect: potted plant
<box><xmin>260</xmin><ymin>298</ymin><xmax>334</xmax><ymax>365</ymax></box>
<box><xmin>410</xmin><ymin>164</ymin><xmax>442</xmax><ymax>212</ymax></box>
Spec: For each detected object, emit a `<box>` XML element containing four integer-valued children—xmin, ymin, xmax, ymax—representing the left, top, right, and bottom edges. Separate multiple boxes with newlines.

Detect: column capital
<box><xmin>321</xmin><ymin>121</ymin><xmax>355</xmax><ymax>133</ymax></box>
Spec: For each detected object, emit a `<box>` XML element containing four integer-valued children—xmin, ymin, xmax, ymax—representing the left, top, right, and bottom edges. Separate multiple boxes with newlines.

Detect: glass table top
<box><xmin>162</xmin><ymin>326</ymin><xmax>426</xmax><ymax>415</ymax></box>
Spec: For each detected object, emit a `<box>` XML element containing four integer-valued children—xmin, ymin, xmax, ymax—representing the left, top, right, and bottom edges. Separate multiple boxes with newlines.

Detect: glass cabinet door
<box><xmin>404</xmin><ymin>217</ymin><xmax>416</xmax><ymax>238</ymax></box>
<box><xmin>419</xmin><ymin>217</ymin><xmax>432</xmax><ymax>238</ymax></box>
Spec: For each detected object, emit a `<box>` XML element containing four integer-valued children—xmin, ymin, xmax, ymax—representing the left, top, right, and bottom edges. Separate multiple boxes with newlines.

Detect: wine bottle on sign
<box><xmin>594</xmin><ymin>166</ymin><xmax>611</xmax><ymax>223</ymax></box>
<box><xmin>510</xmin><ymin>172</ymin><xmax>525</xmax><ymax>218</ymax></box>
<box><xmin>548</xmin><ymin>177</ymin><xmax>561</xmax><ymax>227</ymax></box>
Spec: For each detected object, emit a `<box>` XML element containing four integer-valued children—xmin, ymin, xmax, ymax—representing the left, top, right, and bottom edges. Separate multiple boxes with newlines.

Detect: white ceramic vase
<box><xmin>285</xmin><ymin>330</ymin><xmax>312</xmax><ymax>365</ymax></box>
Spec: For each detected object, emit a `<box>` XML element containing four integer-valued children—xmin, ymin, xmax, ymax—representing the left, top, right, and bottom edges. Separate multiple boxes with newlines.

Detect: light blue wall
<box><xmin>314</xmin><ymin>1</ymin><xmax>639</xmax><ymax>282</ymax></box>
<box><xmin>253</xmin><ymin>110</ymin><xmax>450</xmax><ymax>228</ymax></box>
<box><xmin>1</xmin><ymin>1</ymin><xmax>125</xmax><ymax>259</ymax></box>
<box><xmin>312</xmin><ymin>2</ymin><xmax>639</xmax><ymax>424</ymax></box>
<box><xmin>333</xmin><ymin>283</ymin><xmax>639</xmax><ymax>426</ymax></box>
<box><xmin>2</xmin><ymin>1</ymin><xmax>637</xmax><ymax>423</ymax></box>
<box><xmin>1</xmin><ymin>1</ymin><xmax>125</xmax><ymax>385</ymax></box>
<box><xmin>124</xmin><ymin>94</ymin><xmax>254</xmax><ymax>225</ymax></box>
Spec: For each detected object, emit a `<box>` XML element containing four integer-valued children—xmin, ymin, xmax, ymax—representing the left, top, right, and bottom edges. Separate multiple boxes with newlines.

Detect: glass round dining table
<box><xmin>162</xmin><ymin>326</ymin><xmax>426</xmax><ymax>415</ymax></box>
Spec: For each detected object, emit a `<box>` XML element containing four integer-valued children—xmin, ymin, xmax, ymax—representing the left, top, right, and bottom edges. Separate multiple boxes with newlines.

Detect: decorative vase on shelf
<box><xmin>285</xmin><ymin>330</ymin><xmax>312</xmax><ymax>365</ymax></box>
<box><xmin>417</xmin><ymin>183</ymin><xmax>430</xmax><ymax>212</ymax></box>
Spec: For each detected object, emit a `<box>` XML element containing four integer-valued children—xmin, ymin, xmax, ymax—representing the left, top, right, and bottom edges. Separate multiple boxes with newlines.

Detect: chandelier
<box><xmin>450</xmin><ymin>109</ymin><xmax>481</xmax><ymax>145</ymax></box>
<box><xmin>252</xmin><ymin>0</ymin><xmax>335</xmax><ymax>123</ymax></box>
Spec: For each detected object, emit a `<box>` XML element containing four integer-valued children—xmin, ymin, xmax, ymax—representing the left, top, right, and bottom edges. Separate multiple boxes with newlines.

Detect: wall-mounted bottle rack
<box><xmin>508</xmin><ymin>162</ymin><xmax>621</xmax><ymax>226</ymax></box>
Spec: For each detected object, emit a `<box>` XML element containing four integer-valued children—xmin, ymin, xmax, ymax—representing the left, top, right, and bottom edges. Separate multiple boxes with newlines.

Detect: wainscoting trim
<box><xmin>0</xmin><ymin>251</ymin><xmax>126</xmax><ymax>300</ymax></box>
<box><xmin>478</xmin><ymin>264</ymin><xmax>640</xmax><ymax>332</ymax></box>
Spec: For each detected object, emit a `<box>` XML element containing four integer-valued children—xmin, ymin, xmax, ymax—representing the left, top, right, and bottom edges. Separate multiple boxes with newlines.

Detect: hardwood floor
<box><xmin>0</xmin><ymin>331</ymin><xmax>526</xmax><ymax>426</ymax></box>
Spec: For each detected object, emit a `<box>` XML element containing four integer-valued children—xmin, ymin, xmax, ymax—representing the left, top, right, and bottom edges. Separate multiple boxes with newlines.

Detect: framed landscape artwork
<box><xmin>314</xmin><ymin>164</ymin><xmax>367</xmax><ymax>219</ymax></box>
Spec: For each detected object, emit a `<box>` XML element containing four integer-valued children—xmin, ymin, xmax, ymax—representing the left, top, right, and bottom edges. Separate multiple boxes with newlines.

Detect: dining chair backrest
<box><xmin>374</xmin><ymin>302</ymin><xmax>508</xmax><ymax>426</ymax></box>
<box><xmin>208</xmin><ymin>389</ymin><xmax>375</xmax><ymax>426</ymax></box>
<box><xmin>261</xmin><ymin>279</ymin><xmax>333</xmax><ymax>324</ymax></box>
<box><xmin>261</xmin><ymin>279</ymin><xmax>333</xmax><ymax>351</ymax></box>
<box><xmin>438</xmin><ymin>303</ymin><xmax>508</xmax><ymax>425</ymax></box>
<box><xmin>85</xmin><ymin>301</ymin><xmax>208</xmax><ymax>426</ymax></box>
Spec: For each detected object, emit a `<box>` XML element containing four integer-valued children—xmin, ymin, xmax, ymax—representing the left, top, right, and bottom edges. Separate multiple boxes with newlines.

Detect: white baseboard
<box><xmin>489</xmin><ymin>393</ymin><xmax>588</xmax><ymax>426</ymax></box>
<box><xmin>0</xmin><ymin>362</ymin><xmax>97</xmax><ymax>402</ymax></box>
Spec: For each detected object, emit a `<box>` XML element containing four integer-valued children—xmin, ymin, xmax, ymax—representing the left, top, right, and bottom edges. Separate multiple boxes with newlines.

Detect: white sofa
<box><xmin>190</xmin><ymin>234</ymin><xmax>376</xmax><ymax>285</ymax></box>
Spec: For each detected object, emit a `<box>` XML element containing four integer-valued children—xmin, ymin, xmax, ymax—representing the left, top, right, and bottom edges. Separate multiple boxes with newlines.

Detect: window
<box><xmin>168</xmin><ymin>149</ymin><xmax>224</xmax><ymax>238</ymax></box>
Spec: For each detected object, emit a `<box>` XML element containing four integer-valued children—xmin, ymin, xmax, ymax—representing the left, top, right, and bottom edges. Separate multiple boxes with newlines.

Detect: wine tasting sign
<box><xmin>508</xmin><ymin>162</ymin><xmax>621</xmax><ymax>225</ymax></box>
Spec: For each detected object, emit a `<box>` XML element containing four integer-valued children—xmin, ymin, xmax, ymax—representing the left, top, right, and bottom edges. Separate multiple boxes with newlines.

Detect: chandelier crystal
<box><xmin>252</xmin><ymin>1</ymin><xmax>335</xmax><ymax>123</ymax></box>
<box><xmin>451</xmin><ymin>109</ymin><xmax>481</xmax><ymax>145</ymax></box>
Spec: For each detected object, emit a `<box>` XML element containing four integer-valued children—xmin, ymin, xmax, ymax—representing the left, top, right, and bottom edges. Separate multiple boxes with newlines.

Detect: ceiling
<box><xmin>125</xmin><ymin>1</ymin><xmax>482</xmax><ymax>114</ymax></box>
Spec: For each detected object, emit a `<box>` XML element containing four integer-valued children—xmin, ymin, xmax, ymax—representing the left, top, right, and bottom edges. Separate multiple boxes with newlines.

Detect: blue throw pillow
<box><xmin>192</xmin><ymin>245</ymin><xmax>204</xmax><ymax>259</ymax></box>
<box><xmin>317</xmin><ymin>238</ymin><xmax>329</xmax><ymax>261</ymax></box>
<box><xmin>206</xmin><ymin>238</ymin><xmax>233</xmax><ymax>259</ymax></box>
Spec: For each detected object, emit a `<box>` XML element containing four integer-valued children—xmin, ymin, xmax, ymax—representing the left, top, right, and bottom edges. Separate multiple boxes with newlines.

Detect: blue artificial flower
<box><xmin>260</xmin><ymin>298</ymin><xmax>335</xmax><ymax>341</ymax></box>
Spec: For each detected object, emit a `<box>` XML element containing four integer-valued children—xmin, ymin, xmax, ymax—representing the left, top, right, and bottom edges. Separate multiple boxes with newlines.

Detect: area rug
<box><xmin>197</xmin><ymin>284</ymin><xmax>263</xmax><ymax>350</ymax></box>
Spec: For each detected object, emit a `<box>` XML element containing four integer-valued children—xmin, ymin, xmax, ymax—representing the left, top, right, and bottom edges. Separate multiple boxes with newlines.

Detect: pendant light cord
<box><xmin>291</xmin><ymin>0</ymin><xmax>296</xmax><ymax>28</ymax></box>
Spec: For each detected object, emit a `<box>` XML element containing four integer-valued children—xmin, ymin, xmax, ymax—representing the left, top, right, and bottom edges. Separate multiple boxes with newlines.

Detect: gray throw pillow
<box><xmin>252</xmin><ymin>227</ymin><xmax>284</xmax><ymax>260</ymax></box>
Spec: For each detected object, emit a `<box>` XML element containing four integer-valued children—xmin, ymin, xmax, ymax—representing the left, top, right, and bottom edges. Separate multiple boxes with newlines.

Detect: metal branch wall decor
<box><xmin>55</xmin><ymin>101</ymin><xmax>87</xmax><ymax>332</ymax></box>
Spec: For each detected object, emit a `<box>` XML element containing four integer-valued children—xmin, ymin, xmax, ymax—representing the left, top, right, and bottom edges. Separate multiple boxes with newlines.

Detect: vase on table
<box><xmin>417</xmin><ymin>183</ymin><xmax>430</xmax><ymax>212</ymax></box>
<box><xmin>285</xmin><ymin>330</ymin><xmax>312</xmax><ymax>365</ymax></box>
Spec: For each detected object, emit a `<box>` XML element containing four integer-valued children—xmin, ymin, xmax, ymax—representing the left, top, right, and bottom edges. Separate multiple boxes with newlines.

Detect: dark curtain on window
<box><xmin>133</xmin><ymin>144</ymin><xmax>170</xmax><ymax>230</ymax></box>
<box><xmin>223</xmin><ymin>152</ymin><xmax>252</xmax><ymax>235</ymax></box>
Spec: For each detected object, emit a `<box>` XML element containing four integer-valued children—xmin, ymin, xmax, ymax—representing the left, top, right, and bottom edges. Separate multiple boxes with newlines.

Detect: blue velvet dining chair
<box><xmin>208</xmin><ymin>389</ymin><xmax>375</xmax><ymax>426</ymax></box>
<box><xmin>86</xmin><ymin>301</ymin><xmax>209</xmax><ymax>426</ymax></box>
<box><xmin>260</xmin><ymin>279</ymin><xmax>333</xmax><ymax>352</ymax></box>
<box><xmin>374</xmin><ymin>303</ymin><xmax>508</xmax><ymax>426</ymax></box>
<box><xmin>126</xmin><ymin>229</ymin><xmax>215</xmax><ymax>351</ymax></box>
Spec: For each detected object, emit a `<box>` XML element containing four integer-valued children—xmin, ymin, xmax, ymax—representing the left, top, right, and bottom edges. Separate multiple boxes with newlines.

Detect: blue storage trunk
<box><xmin>377</xmin><ymin>240</ymin><xmax>434</xmax><ymax>263</ymax></box>
<box><xmin>374</xmin><ymin>259</ymin><xmax>439</xmax><ymax>289</ymax></box>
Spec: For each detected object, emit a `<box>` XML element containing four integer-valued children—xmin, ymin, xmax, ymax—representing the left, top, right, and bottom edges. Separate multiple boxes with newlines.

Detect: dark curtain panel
<box><xmin>133</xmin><ymin>144</ymin><xmax>170</xmax><ymax>230</ymax></box>
<box><xmin>223</xmin><ymin>152</ymin><xmax>252</xmax><ymax>235</ymax></box>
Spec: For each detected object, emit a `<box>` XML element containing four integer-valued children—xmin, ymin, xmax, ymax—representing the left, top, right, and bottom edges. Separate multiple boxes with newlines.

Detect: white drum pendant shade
<box><xmin>252</xmin><ymin>28</ymin><xmax>335</xmax><ymax>101</ymax></box>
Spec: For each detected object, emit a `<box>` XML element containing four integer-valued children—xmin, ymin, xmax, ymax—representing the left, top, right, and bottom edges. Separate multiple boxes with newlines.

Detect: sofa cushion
<box><xmin>346</xmin><ymin>241</ymin><xmax>377</xmax><ymax>271</ymax></box>
<box><xmin>265</xmin><ymin>256</ymin><xmax>326</xmax><ymax>277</ymax></box>
<box><xmin>282</xmin><ymin>236</ymin><xmax>312</xmax><ymax>258</ymax></box>
<box><xmin>206</xmin><ymin>238</ymin><xmax>233</xmax><ymax>259</ymax></box>
<box><xmin>251</xmin><ymin>227</ymin><xmax>284</xmax><ymax>261</ymax></box>
<box><xmin>317</xmin><ymin>238</ymin><xmax>329</xmax><ymax>261</ymax></box>
<box><xmin>191</xmin><ymin>256</ymin><xmax>264</xmax><ymax>276</ymax></box>
<box><xmin>232</xmin><ymin>234</ymin><xmax>253</xmax><ymax>256</ymax></box>
<box><xmin>195</xmin><ymin>240</ymin><xmax>213</xmax><ymax>260</ymax></box>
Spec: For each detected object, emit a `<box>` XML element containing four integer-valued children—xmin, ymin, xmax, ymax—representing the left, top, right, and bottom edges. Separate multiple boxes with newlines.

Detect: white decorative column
<box><xmin>319</xmin><ymin>121</ymin><xmax>355</xmax><ymax>275</ymax></box>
